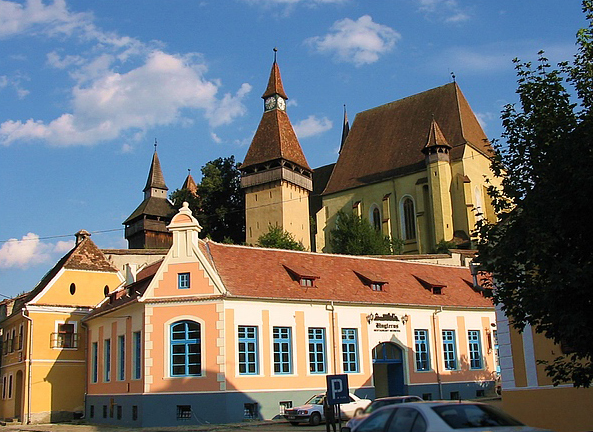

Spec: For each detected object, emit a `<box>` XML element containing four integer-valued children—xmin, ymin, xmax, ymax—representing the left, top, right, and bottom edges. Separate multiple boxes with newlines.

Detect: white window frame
<box><xmin>163</xmin><ymin>316</ymin><xmax>205</xmax><ymax>379</ymax></box>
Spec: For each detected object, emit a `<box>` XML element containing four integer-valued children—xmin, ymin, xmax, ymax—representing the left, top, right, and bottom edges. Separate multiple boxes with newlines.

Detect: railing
<box><xmin>50</xmin><ymin>332</ymin><xmax>79</xmax><ymax>349</ymax></box>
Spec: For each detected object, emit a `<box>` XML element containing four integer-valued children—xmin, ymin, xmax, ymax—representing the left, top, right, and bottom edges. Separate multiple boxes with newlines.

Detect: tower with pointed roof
<box><xmin>240</xmin><ymin>53</ymin><xmax>312</xmax><ymax>249</ymax></box>
<box><xmin>124</xmin><ymin>145</ymin><xmax>176</xmax><ymax>249</ymax></box>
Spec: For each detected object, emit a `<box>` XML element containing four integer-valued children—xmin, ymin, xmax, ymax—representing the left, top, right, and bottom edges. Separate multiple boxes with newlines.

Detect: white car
<box><xmin>284</xmin><ymin>392</ymin><xmax>371</xmax><ymax>426</ymax></box>
<box><xmin>343</xmin><ymin>401</ymin><xmax>553</xmax><ymax>432</ymax></box>
<box><xmin>346</xmin><ymin>396</ymin><xmax>424</xmax><ymax>430</ymax></box>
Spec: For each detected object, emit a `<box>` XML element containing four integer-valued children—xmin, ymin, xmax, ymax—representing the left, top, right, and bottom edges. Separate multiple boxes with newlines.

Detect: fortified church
<box><xmin>0</xmin><ymin>56</ymin><xmax>501</xmax><ymax>428</ymax></box>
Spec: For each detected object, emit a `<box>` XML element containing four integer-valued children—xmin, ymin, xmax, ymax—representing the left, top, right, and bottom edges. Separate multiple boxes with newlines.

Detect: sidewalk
<box><xmin>0</xmin><ymin>420</ymin><xmax>278</xmax><ymax>432</ymax></box>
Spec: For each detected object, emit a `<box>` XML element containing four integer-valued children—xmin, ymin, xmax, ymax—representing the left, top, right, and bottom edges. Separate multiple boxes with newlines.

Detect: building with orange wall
<box><xmin>83</xmin><ymin>203</ymin><xmax>497</xmax><ymax>427</ymax></box>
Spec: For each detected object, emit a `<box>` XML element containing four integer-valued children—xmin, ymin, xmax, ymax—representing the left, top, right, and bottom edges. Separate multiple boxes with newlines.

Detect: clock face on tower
<box><xmin>265</xmin><ymin>97</ymin><xmax>276</xmax><ymax>111</ymax></box>
<box><xmin>277</xmin><ymin>97</ymin><xmax>286</xmax><ymax>111</ymax></box>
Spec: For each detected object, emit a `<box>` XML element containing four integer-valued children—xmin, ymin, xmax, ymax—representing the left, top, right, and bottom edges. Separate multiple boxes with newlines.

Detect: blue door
<box><xmin>373</xmin><ymin>343</ymin><xmax>405</xmax><ymax>396</ymax></box>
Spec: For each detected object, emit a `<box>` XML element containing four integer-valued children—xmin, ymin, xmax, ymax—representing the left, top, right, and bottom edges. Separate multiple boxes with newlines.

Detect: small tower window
<box><xmin>69</xmin><ymin>283</ymin><xmax>76</xmax><ymax>295</ymax></box>
<box><xmin>104</xmin><ymin>285</ymin><xmax>110</xmax><ymax>296</ymax></box>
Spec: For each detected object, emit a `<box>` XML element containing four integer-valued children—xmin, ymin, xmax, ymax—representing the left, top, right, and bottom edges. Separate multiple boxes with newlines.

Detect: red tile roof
<box><xmin>241</xmin><ymin>109</ymin><xmax>311</xmax><ymax>171</ymax></box>
<box><xmin>324</xmin><ymin>83</ymin><xmax>493</xmax><ymax>195</ymax></box>
<box><xmin>202</xmin><ymin>241</ymin><xmax>493</xmax><ymax>309</ymax></box>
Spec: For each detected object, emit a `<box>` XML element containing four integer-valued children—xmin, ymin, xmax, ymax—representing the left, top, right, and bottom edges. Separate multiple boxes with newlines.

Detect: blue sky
<box><xmin>0</xmin><ymin>0</ymin><xmax>585</xmax><ymax>298</ymax></box>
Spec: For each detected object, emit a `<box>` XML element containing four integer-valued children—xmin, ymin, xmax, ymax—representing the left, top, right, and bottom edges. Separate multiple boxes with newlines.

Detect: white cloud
<box><xmin>0</xmin><ymin>233</ymin><xmax>52</xmax><ymax>269</ymax></box>
<box><xmin>416</xmin><ymin>0</ymin><xmax>471</xmax><ymax>23</ymax></box>
<box><xmin>0</xmin><ymin>0</ymin><xmax>92</xmax><ymax>38</ymax></box>
<box><xmin>294</xmin><ymin>115</ymin><xmax>332</xmax><ymax>138</ymax></box>
<box><xmin>0</xmin><ymin>0</ymin><xmax>252</xmax><ymax>147</ymax></box>
<box><xmin>206</xmin><ymin>82</ymin><xmax>253</xmax><ymax>128</ymax></box>
<box><xmin>54</xmin><ymin>239</ymin><xmax>74</xmax><ymax>253</ymax></box>
<box><xmin>306</xmin><ymin>15</ymin><xmax>400</xmax><ymax>67</ymax></box>
<box><xmin>211</xmin><ymin>132</ymin><xmax>222</xmax><ymax>143</ymax></box>
<box><xmin>475</xmin><ymin>112</ymin><xmax>495</xmax><ymax>130</ymax></box>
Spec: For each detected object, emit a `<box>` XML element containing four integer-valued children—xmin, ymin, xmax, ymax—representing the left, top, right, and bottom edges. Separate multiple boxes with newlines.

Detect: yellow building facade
<box><xmin>496</xmin><ymin>307</ymin><xmax>593</xmax><ymax>432</ymax></box>
<box><xmin>317</xmin><ymin>83</ymin><xmax>497</xmax><ymax>254</ymax></box>
<box><xmin>0</xmin><ymin>231</ymin><xmax>122</xmax><ymax>424</ymax></box>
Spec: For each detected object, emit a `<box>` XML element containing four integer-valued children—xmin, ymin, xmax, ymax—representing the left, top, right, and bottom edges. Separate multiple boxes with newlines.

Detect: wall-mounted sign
<box><xmin>366</xmin><ymin>312</ymin><xmax>407</xmax><ymax>332</ymax></box>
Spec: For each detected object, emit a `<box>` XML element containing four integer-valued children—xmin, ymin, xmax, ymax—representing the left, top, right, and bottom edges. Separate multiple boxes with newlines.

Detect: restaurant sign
<box><xmin>366</xmin><ymin>312</ymin><xmax>406</xmax><ymax>332</ymax></box>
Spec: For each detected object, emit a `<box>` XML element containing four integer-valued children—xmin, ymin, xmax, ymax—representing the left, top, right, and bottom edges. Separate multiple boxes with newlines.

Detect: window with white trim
<box><xmin>104</xmin><ymin>339</ymin><xmax>111</xmax><ymax>382</ymax></box>
<box><xmin>117</xmin><ymin>335</ymin><xmax>125</xmax><ymax>381</ymax></box>
<box><xmin>133</xmin><ymin>331</ymin><xmax>142</xmax><ymax>380</ymax></box>
<box><xmin>442</xmin><ymin>330</ymin><xmax>457</xmax><ymax>370</ymax></box>
<box><xmin>308</xmin><ymin>327</ymin><xmax>326</xmax><ymax>373</ymax></box>
<box><xmin>414</xmin><ymin>329</ymin><xmax>430</xmax><ymax>371</ymax></box>
<box><xmin>171</xmin><ymin>321</ymin><xmax>201</xmax><ymax>377</ymax></box>
<box><xmin>468</xmin><ymin>330</ymin><xmax>483</xmax><ymax>369</ymax></box>
<box><xmin>238</xmin><ymin>326</ymin><xmax>259</xmax><ymax>375</ymax></box>
<box><xmin>273</xmin><ymin>327</ymin><xmax>292</xmax><ymax>374</ymax></box>
<box><xmin>342</xmin><ymin>328</ymin><xmax>359</xmax><ymax>373</ymax></box>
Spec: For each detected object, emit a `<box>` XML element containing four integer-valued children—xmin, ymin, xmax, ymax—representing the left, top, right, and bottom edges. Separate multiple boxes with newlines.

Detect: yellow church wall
<box><xmin>459</xmin><ymin>148</ymin><xmax>500</xmax><ymax>226</ymax></box>
<box><xmin>427</xmin><ymin>159</ymin><xmax>454</xmax><ymax>244</ymax></box>
<box><xmin>244</xmin><ymin>181</ymin><xmax>284</xmax><ymax>245</ymax></box>
<box><xmin>320</xmin><ymin>171</ymin><xmax>428</xmax><ymax>253</ymax></box>
<box><xmin>32</xmin><ymin>269</ymin><xmax>121</xmax><ymax>308</ymax></box>
<box><xmin>280</xmin><ymin>181</ymin><xmax>311</xmax><ymax>250</ymax></box>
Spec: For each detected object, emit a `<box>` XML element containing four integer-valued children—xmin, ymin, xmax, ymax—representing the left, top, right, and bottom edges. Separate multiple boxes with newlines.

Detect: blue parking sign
<box><xmin>326</xmin><ymin>374</ymin><xmax>349</xmax><ymax>405</ymax></box>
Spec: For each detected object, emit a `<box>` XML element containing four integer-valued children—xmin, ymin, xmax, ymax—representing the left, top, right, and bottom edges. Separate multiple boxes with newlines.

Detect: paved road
<box><xmin>0</xmin><ymin>420</ymin><xmax>329</xmax><ymax>432</ymax></box>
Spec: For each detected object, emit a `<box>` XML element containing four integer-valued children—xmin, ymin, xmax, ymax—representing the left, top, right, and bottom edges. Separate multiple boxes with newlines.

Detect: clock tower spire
<box><xmin>240</xmin><ymin>51</ymin><xmax>312</xmax><ymax>249</ymax></box>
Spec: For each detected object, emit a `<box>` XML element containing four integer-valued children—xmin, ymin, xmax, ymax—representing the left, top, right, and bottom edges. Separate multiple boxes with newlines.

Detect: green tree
<box><xmin>257</xmin><ymin>225</ymin><xmax>305</xmax><ymax>251</ymax></box>
<box><xmin>475</xmin><ymin>1</ymin><xmax>593</xmax><ymax>387</ymax></box>
<box><xmin>330</xmin><ymin>210</ymin><xmax>403</xmax><ymax>255</ymax></box>
<box><xmin>170</xmin><ymin>156</ymin><xmax>245</xmax><ymax>244</ymax></box>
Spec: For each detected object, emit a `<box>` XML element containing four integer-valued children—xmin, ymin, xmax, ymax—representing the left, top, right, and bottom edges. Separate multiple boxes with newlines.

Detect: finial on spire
<box><xmin>450</xmin><ymin>71</ymin><xmax>456</xmax><ymax>82</ymax></box>
<box><xmin>273</xmin><ymin>47</ymin><xmax>278</xmax><ymax>63</ymax></box>
<box><xmin>154</xmin><ymin>138</ymin><xmax>158</xmax><ymax>150</ymax></box>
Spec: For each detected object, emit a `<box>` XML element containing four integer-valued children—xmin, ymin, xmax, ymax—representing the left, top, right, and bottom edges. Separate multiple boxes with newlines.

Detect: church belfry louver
<box><xmin>240</xmin><ymin>51</ymin><xmax>312</xmax><ymax>249</ymax></box>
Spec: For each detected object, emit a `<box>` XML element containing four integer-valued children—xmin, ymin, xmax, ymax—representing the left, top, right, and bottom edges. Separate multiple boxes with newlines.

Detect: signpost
<box><xmin>326</xmin><ymin>374</ymin><xmax>349</xmax><ymax>431</ymax></box>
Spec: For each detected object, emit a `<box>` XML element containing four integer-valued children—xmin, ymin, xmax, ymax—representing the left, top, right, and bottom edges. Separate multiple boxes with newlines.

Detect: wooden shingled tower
<box><xmin>240</xmin><ymin>51</ymin><xmax>312</xmax><ymax>249</ymax></box>
<box><xmin>123</xmin><ymin>145</ymin><xmax>176</xmax><ymax>249</ymax></box>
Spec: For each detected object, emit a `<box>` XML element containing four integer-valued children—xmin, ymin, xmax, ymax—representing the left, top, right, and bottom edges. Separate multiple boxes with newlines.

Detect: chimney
<box><xmin>124</xmin><ymin>263</ymin><xmax>138</xmax><ymax>286</ymax></box>
<box><xmin>75</xmin><ymin>229</ymin><xmax>91</xmax><ymax>245</ymax></box>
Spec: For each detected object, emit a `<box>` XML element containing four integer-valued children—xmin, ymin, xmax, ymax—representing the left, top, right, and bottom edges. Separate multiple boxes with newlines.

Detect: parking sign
<box><xmin>326</xmin><ymin>374</ymin><xmax>349</xmax><ymax>405</ymax></box>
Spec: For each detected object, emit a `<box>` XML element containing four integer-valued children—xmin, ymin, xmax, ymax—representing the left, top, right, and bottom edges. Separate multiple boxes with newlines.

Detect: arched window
<box><xmin>371</xmin><ymin>206</ymin><xmax>381</xmax><ymax>231</ymax></box>
<box><xmin>474</xmin><ymin>186</ymin><xmax>484</xmax><ymax>222</ymax></box>
<box><xmin>171</xmin><ymin>321</ymin><xmax>201</xmax><ymax>377</ymax></box>
<box><xmin>401</xmin><ymin>197</ymin><xmax>417</xmax><ymax>240</ymax></box>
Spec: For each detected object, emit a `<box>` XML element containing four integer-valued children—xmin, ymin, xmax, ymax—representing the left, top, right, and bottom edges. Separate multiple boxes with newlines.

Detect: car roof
<box><xmin>373</xmin><ymin>396</ymin><xmax>421</xmax><ymax>401</ymax></box>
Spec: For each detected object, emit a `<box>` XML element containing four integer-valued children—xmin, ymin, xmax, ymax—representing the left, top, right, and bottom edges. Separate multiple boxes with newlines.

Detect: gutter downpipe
<box><xmin>329</xmin><ymin>301</ymin><xmax>337</xmax><ymax>374</ymax></box>
<box><xmin>22</xmin><ymin>309</ymin><xmax>33</xmax><ymax>425</ymax></box>
<box><xmin>432</xmin><ymin>307</ymin><xmax>443</xmax><ymax>400</ymax></box>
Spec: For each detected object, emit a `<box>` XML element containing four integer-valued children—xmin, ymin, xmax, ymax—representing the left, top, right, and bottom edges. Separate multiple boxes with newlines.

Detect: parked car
<box><xmin>284</xmin><ymin>392</ymin><xmax>371</xmax><ymax>425</ymax></box>
<box><xmin>346</xmin><ymin>396</ymin><xmax>424</xmax><ymax>430</ymax></box>
<box><xmin>342</xmin><ymin>401</ymin><xmax>554</xmax><ymax>432</ymax></box>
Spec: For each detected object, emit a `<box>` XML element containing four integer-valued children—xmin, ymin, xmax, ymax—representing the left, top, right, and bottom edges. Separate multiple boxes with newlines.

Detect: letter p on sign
<box><xmin>326</xmin><ymin>374</ymin><xmax>349</xmax><ymax>405</ymax></box>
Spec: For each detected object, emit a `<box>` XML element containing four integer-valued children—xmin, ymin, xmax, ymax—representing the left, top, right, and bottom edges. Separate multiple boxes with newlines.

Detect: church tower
<box><xmin>240</xmin><ymin>52</ymin><xmax>312</xmax><ymax>249</ymax></box>
<box><xmin>422</xmin><ymin>118</ymin><xmax>454</xmax><ymax>245</ymax></box>
<box><xmin>123</xmin><ymin>144</ymin><xmax>176</xmax><ymax>249</ymax></box>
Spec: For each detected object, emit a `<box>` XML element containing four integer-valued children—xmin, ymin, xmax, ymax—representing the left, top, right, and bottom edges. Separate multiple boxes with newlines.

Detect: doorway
<box><xmin>372</xmin><ymin>342</ymin><xmax>405</xmax><ymax>397</ymax></box>
<box><xmin>14</xmin><ymin>370</ymin><xmax>23</xmax><ymax>420</ymax></box>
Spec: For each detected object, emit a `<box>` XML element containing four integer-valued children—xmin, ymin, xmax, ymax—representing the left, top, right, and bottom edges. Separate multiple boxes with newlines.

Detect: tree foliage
<box><xmin>170</xmin><ymin>156</ymin><xmax>245</xmax><ymax>244</ymax></box>
<box><xmin>330</xmin><ymin>210</ymin><xmax>404</xmax><ymax>255</ymax></box>
<box><xmin>257</xmin><ymin>225</ymin><xmax>305</xmax><ymax>251</ymax></box>
<box><xmin>475</xmin><ymin>1</ymin><xmax>593</xmax><ymax>387</ymax></box>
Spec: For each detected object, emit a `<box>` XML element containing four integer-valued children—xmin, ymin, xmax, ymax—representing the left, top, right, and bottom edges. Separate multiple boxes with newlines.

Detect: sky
<box><xmin>0</xmin><ymin>0</ymin><xmax>586</xmax><ymax>298</ymax></box>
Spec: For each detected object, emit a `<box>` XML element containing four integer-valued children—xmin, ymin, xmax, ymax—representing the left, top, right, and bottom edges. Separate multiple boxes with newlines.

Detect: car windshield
<box><xmin>432</xmin><ymin>404</ymin><xmax>524</xmax><ymax>429</ymax></box>
<box><xmin>364</xmin><ymin>400</ymin><xmax>397</xmax><ymax>414</ymax></box>
<box><xmin>305</xmin><ymin>394</ymin><xmax>325</xmax><ymax>405</ymax></box>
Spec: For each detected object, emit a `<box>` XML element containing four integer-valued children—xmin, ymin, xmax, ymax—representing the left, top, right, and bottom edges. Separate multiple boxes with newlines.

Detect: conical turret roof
<box><xmin>262</xmin><ymin>61</ymin><xmax>288</xmax><ymax>100</ymax></box>
<box><xmin>144</xmin><ymin>149</ymin><xmax>168</xmax><ymax>192</ymax></box>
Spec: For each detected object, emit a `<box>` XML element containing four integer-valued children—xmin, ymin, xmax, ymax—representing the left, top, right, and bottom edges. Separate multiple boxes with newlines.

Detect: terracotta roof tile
<box><xmin>241</xmin><ymin>109</ymin><xmax>310</xmax><ymax>171</ymax></box>
<box><xmin>324</xmin><ymin>83</ymin><xmax>493</xmax><ymax>195</ymax></box>
<box><xmin>123</xmin><ymin>196</ymin><xmax>176</xmax><ymax>224</ymax></box>
<box><xmin>262</xmin><ymin>61</ymin><xmax>288</xmax><ymax>100</ymax></box>
<box><xmin>144</xmin><ymin>150</ymin><xmax>167</xmax><ymax>192</ymax></box>
<box><xmin>202</xmin><ymin>241</ymin><xmax>493</xmax><ymax>309</ymax></box>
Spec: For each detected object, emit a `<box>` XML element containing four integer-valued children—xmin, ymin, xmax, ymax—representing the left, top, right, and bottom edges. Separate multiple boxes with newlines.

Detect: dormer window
<box><xmin>355</xmin><ymin>271</ymin><xmax>387</xmax><ymax>292</ymax></box>
<box><xmin>414</xmin><ymin>275</ymin><xmax>446</xmax><ymax>294</ymax></box>
<box><xmin>370</xmin><ymin>283</ymin><xmax>384</xmax><ymax>292</ymax></box>
<box><xmin>300</xmin><ymin>278</ymin><xmax>314</xmax><ymax>287</ymax></box>
<box><xmin>283</xmin><ymin>265</ymin><xmax>319</xmax><ymax>287</ymax></box>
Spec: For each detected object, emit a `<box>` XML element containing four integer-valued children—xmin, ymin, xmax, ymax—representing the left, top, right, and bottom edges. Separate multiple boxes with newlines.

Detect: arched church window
<box><xmin>401</xmin><ymin>197</ymin><xmax>417</xmax><ymax>241</ymax></box>
<box><xmin>370</xmin><ymin>205</ymin><xmax>381</xmax><ymax>231</ymax></box>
